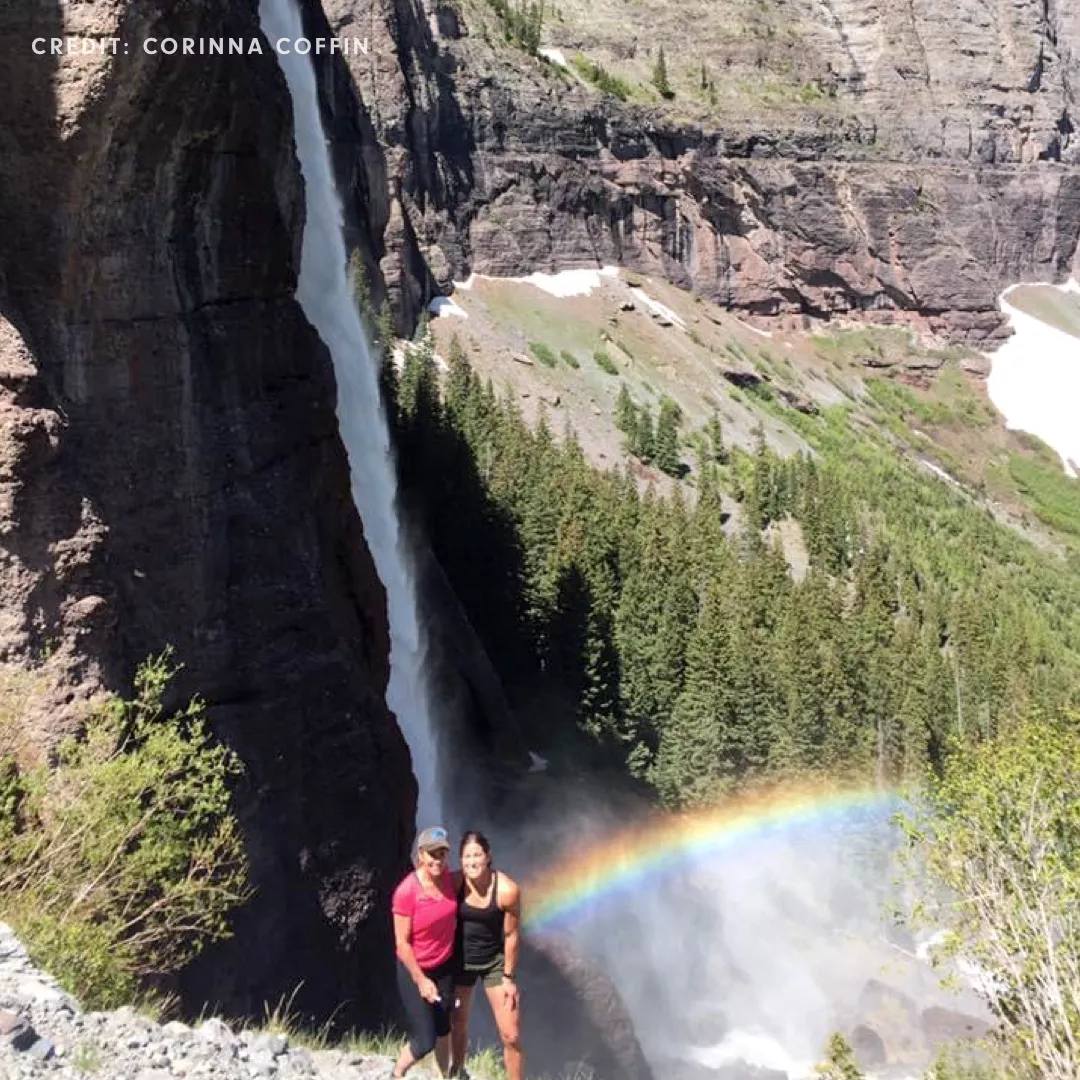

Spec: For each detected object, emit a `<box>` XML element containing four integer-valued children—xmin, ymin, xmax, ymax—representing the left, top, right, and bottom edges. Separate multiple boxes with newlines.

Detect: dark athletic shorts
<box><xmin>396</xmin><ymin>958</ymin><xmax>455</xmax><ymax>1058</ymax></box>
<box><xmin>455</xmin><ymin>952</ymin><xmax>505</xmax><ymax>990</ymax></box>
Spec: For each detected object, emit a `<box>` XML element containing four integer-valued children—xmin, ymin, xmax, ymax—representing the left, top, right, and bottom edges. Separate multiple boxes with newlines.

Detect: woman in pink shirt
<box><xmin>390</xmin><ymin>825</ymin><xmax>458</xmax><ymax>1078</ymax></box>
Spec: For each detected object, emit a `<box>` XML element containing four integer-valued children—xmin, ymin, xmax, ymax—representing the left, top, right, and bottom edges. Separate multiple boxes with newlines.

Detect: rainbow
<box><xmin>524</xmin><ymin>783</ymin><xmax>901</xmax><ymax>930</ymax></box>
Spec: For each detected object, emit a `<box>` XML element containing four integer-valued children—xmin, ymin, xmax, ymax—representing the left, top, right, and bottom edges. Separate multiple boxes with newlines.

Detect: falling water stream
<box><xmin>258</xmin><ymin>0</ymin><xmax>441</xmax><ymax>827</ymax></box>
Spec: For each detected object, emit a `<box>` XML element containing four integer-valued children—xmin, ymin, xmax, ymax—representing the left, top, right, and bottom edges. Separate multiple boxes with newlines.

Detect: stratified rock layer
<box><xmin>316</xmin><ymin>0</ymin><xmax>1080</xmax><ymax>342</ymax></box>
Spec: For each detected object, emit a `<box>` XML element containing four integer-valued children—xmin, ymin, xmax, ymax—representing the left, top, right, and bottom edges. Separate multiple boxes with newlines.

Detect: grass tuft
<box><xmin>594</xmin><ymin>349</ymin><xmax>618</xmax><ymax>375</ymax></box>
<box><xmin>529</xmin><ymin>342</ymin><xmax>558</xmax><ymax>367</ymax></box>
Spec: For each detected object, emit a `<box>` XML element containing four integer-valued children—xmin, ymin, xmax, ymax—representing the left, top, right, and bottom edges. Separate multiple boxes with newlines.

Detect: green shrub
<box><xmin>0</xmin><ymin>652</ymin><xmax>250</xmax><ymax>1008</ymax></box>
<box><xmin>570</xmin><ymin>55</ymin><xmax>631</xmax><ymax>100</ymax></box>
<box><xmin>921</xmin><ymin>1049</ymin><xmax>998</xmax><ymax>1080</ymax></box>
<box><xmin>485</xmin><ymin>0</ymin><xmax>543</xmax><ymax>55</ymax></box>
<box><xmin>1009</xmin><ymin>454</ymin><xmax>1080</xmax><ymax>538</ymax></box>
<box><xmin>559</xmin><ymin>349</ymin><xmax>580</xmax><ymax>369</ymax></box>
<box><xmin>814</xmin><ymin>1033</ymin><xmax>865</xmax><ymax>1079</ymax></box>
<box><xmin>901</xmin><ymin>715</ymin><xmax>1080</xmax><ymax>1080</ymax></box>
<box><xmin>594</xmin><ymin>349</ymin><xmax>618</xmax><ymax>375</ymax></box>
<box><xmin>529</xmin><ymin>342</ymin><xmax>558</xmax><ymax>367</ymax></box>
<box><xmin>652</xmin><ymin>46</ymin><xmax>673</xmax><ymax>99</ymax></box>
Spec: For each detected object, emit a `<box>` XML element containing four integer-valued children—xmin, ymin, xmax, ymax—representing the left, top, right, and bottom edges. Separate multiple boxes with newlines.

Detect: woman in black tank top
<box><xmin>459</xmin><ymin>867</ymin><xmax>505</xmax><ymax>969</ymax></box>
<box><xmin>449</xmin><ymin>831</ymin><xmax>524</xmax><ymax>1080</ymax></box>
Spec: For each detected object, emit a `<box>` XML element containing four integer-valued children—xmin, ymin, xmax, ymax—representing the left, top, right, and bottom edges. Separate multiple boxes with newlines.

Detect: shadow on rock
<box><xmin>521</xmin><ymin>933</ymin><xmax>654</xmax><ymax>1080</ymax></box>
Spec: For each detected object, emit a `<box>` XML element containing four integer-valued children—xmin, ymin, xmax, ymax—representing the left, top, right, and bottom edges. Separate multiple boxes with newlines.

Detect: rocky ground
<box><xmin>0</xmin><ymin>925</ymin><xmax>403</xmax><ymax>1080</ymax></box>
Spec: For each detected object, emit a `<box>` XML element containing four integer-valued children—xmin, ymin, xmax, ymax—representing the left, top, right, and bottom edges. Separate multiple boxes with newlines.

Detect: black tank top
<box><xmin>458</xmin><ymin>871</ymin><xmax>504</xmax><ymax>968</ymax></box>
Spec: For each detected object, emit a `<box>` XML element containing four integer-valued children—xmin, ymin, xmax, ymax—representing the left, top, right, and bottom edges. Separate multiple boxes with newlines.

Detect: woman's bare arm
<box><xmin>394</xmin><ymin>913</ymin><xmax>426</xmax><ymax>985</ymax></box>
<box><xmin>499</xmin><ymin>875</ymin><xmax>522</xmax><ymax>981</ymax></box>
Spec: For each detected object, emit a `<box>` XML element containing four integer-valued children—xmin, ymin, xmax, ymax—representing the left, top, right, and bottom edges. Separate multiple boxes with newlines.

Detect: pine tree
<box><xmin>445</xmin><ymin>334</ymin><xmax>473</xmax><ymax>420</ymax></box>
<box><xmin>652</xmin><ymin>46</ymin><xmax>673</xmax><ymax>98</ymax></box>
<box><xmin>629</xmin><ymin>404</ymin><xmax>656</xmax><ymax>463</ymax></box>
<box><xmin>773</xmin><ymin>578</ymin><xmax>826</xmax><ymax>774</ymax></box>
<box><xmin>614</xmin><ymin>496</ymin><xmax>695</xmax><ymax>760</ymax></box>
<box><xmin>654</xmin><ymin>397</ymin><xmax>683</xmax><ymax>476</ymax></box>
<box><xmin>706</xmin><ymin>410</ymin><xmax>726</xmax><ymax>464</ymax></box>
<box><xmin>398</xmin><ymin>332</ymin><xmax>441</xmax><ymax>429</ymax></box>
<box><xmin>377</xmin><ymin>302</ymin><xmax>399</xmax><ymax>417</ymax></box>
<box><xmin>851</xmin><ymin>542</ymin><xmax>900</xmax><ymax>783</ymax></box>
<box><xmin>652</xmin><ymin>583</ymin><xmax>740</xmax><ymax>805</ymax></box>
<box><xmin>348</xmin><ymin>250</ymin><xmax>377</xmax><ymax>331</ymax></box>
<box><xmin>615</xmin><ymin>383</ymin><xmax>637</xmax><ymax>435</ymax></box>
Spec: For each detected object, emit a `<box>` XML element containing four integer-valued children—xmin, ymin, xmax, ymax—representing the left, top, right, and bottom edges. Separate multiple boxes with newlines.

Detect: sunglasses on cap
<box><xmin>416</xmin><ymin>825</ymin><xmax>450</xmax><ymax>853</ymax></box>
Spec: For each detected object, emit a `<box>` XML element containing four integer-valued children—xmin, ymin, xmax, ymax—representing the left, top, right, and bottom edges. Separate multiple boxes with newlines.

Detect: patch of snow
<box><xmin>987</xmin><ymin>279</ymin><xmax>1080</xmax><ymax>477</ymax></box>
<box><xmin>734</xmin><ymin>317</ymin><xmax>774</xmax><ymax>339</ymax></box>
<box><xmin>919</xmin><ymin>459</ymin><xmax>960</xmax><ymax>487</ymax></box>
<box><xmin>515</xmin><ymin>266</ymin><xmax>619</xmax><ymax>297</ymax></box>
<box><xmin>629</xmin><ymin>286</ymin><xmax>687</xmax><ymax>329</ymax></box>
<box><xmin>429</xmin><ymin>295</ymin><xmax>469</xmax><ymax>319</ymax></box>
<box><xmin>538</xmin><ymin>47</ymin><xmax>568</xmax><ymax>68</ymax></box>
<box><xmin>452</xmin><ymin>266</ymin><xmax>619</xmax><ymax>298</ymax></box>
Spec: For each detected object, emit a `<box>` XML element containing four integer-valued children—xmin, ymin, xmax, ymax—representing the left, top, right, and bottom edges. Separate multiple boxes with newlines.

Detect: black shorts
<box><xmin>396</xmin><ymin>958</ymin><xmax>455</xmax><ymax>1058</ymax></box>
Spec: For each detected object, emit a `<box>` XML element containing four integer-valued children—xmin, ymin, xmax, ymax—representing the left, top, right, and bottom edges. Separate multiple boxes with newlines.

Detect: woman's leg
<box><xmin>394</xmin><ymin>962</ymin><xmax>438</xmax><ymax>1076</ymax></box>
<box><xmin>431</xmin><ymin>964</ymin><xmax>458</xmax><ymax>1077</ymax></box>
<box><xmin>450</xmin><ymin>984</ymin><xmax>475</xmax><ymax>1074</ymax></box>
<box><xmin>483</xmin><ymin>981</ymin><xmax>523</xmax><ymax>1080</ymax></box>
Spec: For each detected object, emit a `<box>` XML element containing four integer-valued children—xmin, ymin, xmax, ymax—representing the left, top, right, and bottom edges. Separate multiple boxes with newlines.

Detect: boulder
<box><xmin>850</xmin><ymin>1024</ymin><xmax>887</xmax><ymax>1068</ymax></box>
<box><xmin>920</xmin><ymin>1006</ymin><xmax>993</xmax><ymax>1051</ymax></box>
<box><xmin>521</xmin><ymin>932</ymin><xmax>654</xmax><ymax>1080</ymax></box>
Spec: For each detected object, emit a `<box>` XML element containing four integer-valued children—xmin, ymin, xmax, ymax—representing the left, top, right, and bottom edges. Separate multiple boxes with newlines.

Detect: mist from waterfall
<box><xmin>484</xmin><ymin>786</ymin><xmax>993</xmax><ymax>1080</ymax></box>
<box><xmin>259</xmin><ymin>0</ymin><xmax>441</xmax><ymax>827</ymax></box>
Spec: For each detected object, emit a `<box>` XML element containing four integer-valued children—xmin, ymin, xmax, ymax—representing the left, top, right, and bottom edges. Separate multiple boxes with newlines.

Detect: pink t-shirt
<box><xmin>392</xmin><ymin>871</ymin><xmax>457</xmax><ymax>970</ymax></box>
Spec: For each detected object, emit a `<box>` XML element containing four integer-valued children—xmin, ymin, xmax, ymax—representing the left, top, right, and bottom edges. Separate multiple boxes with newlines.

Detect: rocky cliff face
<box><xmin>316</xmin><ymin>0</ymin><xmax>1080</xmax><ymax>342</ymax></box>
<box><xmin>0</xmin><ymin>0</ymin><xmax>413</xmax><ymax>1025</ymax></box>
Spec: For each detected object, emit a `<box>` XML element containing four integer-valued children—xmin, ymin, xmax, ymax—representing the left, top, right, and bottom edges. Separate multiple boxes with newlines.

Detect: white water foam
<box><xmin>987</xmin><ymin>280</ymin><xmax>1080</xmax><ymax>477</ymax></box>
<box><xmin>538</xmin><ymin>47</ymin><xmax>569</xmax><ymax>68</ymax></box>
<box><xmin>260</xmin><ymin>0</ymin><xmax>442</xmax><ymax>826</ymax></box>
<box><xmin>429</xmin><ymin>295</ymin><xmax>469</xmax><ymax>319</ymax></box>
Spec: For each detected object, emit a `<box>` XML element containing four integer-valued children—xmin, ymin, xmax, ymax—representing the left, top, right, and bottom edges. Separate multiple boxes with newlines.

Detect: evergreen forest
<box><xmin>385</xmin><ymin>330</ymin><xmax>1080</xmax><ymax>805</ymax></box>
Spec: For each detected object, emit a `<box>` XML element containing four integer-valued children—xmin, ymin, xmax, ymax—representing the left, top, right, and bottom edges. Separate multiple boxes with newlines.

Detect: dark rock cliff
<box><xmin>0</xmin><ymin>0</ymin><xmax>413</xmax><ymax>1025</ymax></box>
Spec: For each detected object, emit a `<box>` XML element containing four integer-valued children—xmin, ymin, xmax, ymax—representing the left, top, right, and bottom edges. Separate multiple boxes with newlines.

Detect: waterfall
<box><xmin>258</xmin><ymin>0</ymin><xmax>442</xmax><ymax>827</ymax></box>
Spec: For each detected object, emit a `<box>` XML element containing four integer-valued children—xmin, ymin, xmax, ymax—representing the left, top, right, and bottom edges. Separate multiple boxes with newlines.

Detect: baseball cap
<box><xmin>416</xmin><ymin>825</ymin><xmax>450</xmax><ymax>854</ymax></box>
